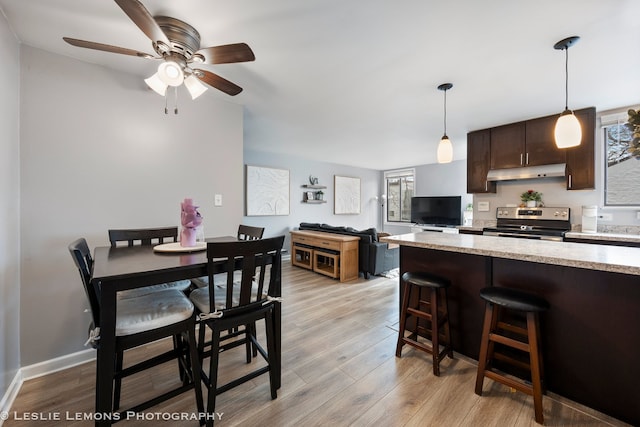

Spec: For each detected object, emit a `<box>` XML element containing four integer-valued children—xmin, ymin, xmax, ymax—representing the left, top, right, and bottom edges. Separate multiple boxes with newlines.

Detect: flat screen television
<box><xmin>410</xmin><ymin>196</ymin><xmax>462</xmax><ymax>227</ymax></box>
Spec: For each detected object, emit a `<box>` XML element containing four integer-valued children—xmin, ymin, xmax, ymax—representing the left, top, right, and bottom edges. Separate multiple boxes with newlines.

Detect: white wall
<box><xmin>0</xmin><ymin>9</ymin><xmax>21</xmax><ymax>400</ymax></box>
<box><xmin>19</xmin><ymin>46</ymin><xmax>244</xmax><ymax>365</ymax></box>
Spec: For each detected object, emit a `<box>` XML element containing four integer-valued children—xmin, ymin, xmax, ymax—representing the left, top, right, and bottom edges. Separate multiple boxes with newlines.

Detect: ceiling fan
<box><xmin>63</xmin><ymin>0</ymin><xmax>255</xmax><ymax>99</ymax></box>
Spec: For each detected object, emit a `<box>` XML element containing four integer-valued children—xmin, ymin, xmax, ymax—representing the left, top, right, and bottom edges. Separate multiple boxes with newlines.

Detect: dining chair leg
<box><xmin>206</xmin><ymin>328</ymin><xmax>221</xmax><ymax>427</ymax></box>
<box><xmin>173</xmin><ymin>334</ymin><xmax>187</xmax><ymax>384</ymax></box>
<box><xmin>244</xmin><ymin>323</ymin><xmax>252</xmax><ymax>364</ymax></box>
<box><xmin>186</xmin><ymin>325</ymin><xmax>204</xmax><ymax>423</ymax></box>
<box><xmin>265</xmin><ymin>309</ymin><xmax>278</xmax><ymax>400</ymax></box>
<box><xmin>113</xmin><ymin>350</ymin><xmax>124</xmax><ymax>410</ymax></box>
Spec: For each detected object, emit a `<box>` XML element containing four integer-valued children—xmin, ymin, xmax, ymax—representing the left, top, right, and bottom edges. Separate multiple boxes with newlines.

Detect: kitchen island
<box><xmin>380</xmin><ymin>232</ymin><xmax>640</xmax><ymax>426</ymax></box>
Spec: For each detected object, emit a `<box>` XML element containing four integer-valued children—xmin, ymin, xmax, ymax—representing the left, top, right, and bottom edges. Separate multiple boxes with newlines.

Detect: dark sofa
<box><xmin>298</xmin><ymin>223</ymin><xmax>399</xmax><ymax>279</ymax></box>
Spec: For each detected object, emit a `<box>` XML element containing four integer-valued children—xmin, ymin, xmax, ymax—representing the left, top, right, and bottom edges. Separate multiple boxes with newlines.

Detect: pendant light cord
<box><xmin>443</xmin><ymin>88</ymin><xmax>447</xmax><ymax>136</ymax></box>
<box><xmin>564</xmin><ymin>47</ymin><xmax>569</xmax><ymax>110</ymax></box>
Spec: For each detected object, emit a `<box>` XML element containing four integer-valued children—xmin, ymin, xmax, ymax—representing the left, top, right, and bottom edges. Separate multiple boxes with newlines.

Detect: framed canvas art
<box><xmin>334</xmin><ymin>175</ymin><xmax>360</xmax><ymax>214</ymax></box>
<box><xmin>246</xmin><ymin>165</ymin><xmax>290</xmax><ymax>216</ymax></box>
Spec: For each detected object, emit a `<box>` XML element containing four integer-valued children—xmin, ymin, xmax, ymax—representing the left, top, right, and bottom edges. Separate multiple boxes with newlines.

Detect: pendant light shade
<box><xmin>554</xmin><ymin>36</ymin><xmax>581</xmax><ymax>149</ymax></box>
<box><xmin>437</xmin><ymin>83</ymin><xmax>453</xmax><ymax>164</ymax></box>
<box><xmin>554</xmin><ymin>109</ymin><xmax>582</xmax><ymax>148</ymax></box>
<box><xmin>437</xmin><ymin>136</ymin><xmax>453</xmax><ymax>163</ymax></box>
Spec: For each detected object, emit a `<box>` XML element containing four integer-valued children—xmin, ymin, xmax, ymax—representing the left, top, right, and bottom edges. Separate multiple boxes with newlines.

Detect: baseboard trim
<box><xmin>0</xmin><ymin>349</ymin><xmax>95</xmax><ymax>425</ymax></box>
<box><xmin>20</xmin><ymin>349</ymin><xmax>95</xmax><ymax>381</ymax></box>
<box><xmin>0</xmin><ymin>370</ymin><xmax>23</xmax><ymax>427</ymax></box>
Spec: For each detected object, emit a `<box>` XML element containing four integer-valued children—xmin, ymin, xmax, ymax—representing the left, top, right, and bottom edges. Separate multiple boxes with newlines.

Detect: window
<box><xmin>602</xmin><ymin>108</ymin><xmax>640</xmax><ymax>206</ymax></box>
<box><xmin>384</xmin><ymin>169</ymin><xmax>414</xmax><ymax>222</ymax></box>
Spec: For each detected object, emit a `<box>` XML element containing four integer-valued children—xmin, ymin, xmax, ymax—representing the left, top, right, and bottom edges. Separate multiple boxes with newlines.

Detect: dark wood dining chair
<box><xmin>237</xmin><ymin>224</ymin><xmax>265</xmax><ymax>241</ymax></box>
<box><xmin>191</xmin><ymin>225</ymin><xmax>266</xmax><ymax>290</ymax></box>
<box><xmin>108</xmin><ymin>227</ymin><xmax>192</xmax><ymax>296</ymax></box>
<box><xmin>188</xmin><ymin>235</ymin><xmax>284</xmax><ymax>426</ymax></box>
<box><xmin>68</xmin><ymin>238</ymin><xmax>203</xmax><ymax>422</ymax></box>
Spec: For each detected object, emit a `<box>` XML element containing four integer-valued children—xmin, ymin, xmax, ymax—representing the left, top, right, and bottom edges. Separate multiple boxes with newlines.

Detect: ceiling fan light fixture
<box><xmin>144</xmin><ymin>72</ymin><xmax>167</xmax><ymax>96</ymax></box>
<box><xmin>184</xmin><ymin>74</ymin><xmax>208</xmax><ymax>99</ymax></box>
<box><xmin>157</xmin><ymin>60</ymin><xmax>184</xmax><ymax>86</ymax></box>
<box><xmin>554</xmin><ymin>36</ymin><xmax>581</xmax><ymax>149</ymax></box>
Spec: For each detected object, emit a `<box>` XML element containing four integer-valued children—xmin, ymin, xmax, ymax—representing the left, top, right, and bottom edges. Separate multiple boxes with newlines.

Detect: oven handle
<box><xmin>483</xmin><ymin>231</ymin><xmax>563</xmax><ymax>242</ymax></box>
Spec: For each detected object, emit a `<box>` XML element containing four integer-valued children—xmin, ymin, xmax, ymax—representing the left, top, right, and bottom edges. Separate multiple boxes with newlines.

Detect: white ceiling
<box><xmin>1</xmin><ymin>0</ymin><xmax>639</xmax><ymax>170</ymax></box>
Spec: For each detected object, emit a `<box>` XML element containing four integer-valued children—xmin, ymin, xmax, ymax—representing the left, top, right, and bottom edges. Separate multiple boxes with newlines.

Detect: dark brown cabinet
<box><xmin>490</xmin><ymin>122</ymin><xmax>525</xmax><ymax>169</ymax></box>
<box><xmin>490</xmin><ymin>117</ymin><xmax>567</xmax><ymax>169</ymax></box>
<box><xmin>467</xmin><ymin>130</ymin><xmax>496</xmax><ymax>193</ymax></box>
<box><xmin>468</xmin><ymin>106</ymin><xmax>596</xmax><ymax>192</ymax></box>
<box><xmin>525</xmin><ymin>115</ymin><xmax>567</xmax><ymax>166</ymax></box>
<box><xmin>566</xmin><ymin>107</ymin><xmax>596</xmax><ymax>190</ymax></box>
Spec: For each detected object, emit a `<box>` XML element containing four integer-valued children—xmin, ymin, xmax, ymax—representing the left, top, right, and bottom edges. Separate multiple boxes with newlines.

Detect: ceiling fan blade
<box><xmin>63</xmin><ymin>37</ymin><xmax>156</xmax><ymax>58</ymax></box>
<box><xmin>194</xmin><ymin>69</ymin><xmax>243</xmax><ymax>96</ymax></box>
<box><xmin>195</xmin><ymin>43</ymin><xmax>255</xmax><ymax>64</ymax></box>
<box><xmin>114</xmin><ymin>0</ymin><xmax>169</xmax><ymax>44</ymax></box>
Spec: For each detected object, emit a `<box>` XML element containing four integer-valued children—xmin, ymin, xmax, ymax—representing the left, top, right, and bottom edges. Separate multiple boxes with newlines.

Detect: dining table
<box><xmin>89</xmin><ymin>236</ymin><xmax>282</xmax><ymax>426</ymax></box>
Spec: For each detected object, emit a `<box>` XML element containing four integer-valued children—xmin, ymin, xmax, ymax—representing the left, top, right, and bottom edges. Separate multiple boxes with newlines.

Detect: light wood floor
<box><xmin>5</xmin><ymin>263</ymin><xmax>630</xmax><ymax>426</ymax></box>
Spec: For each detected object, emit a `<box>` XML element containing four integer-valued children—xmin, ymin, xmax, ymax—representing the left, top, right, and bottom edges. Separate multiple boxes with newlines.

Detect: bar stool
<box><xmin>474</xmin><ymin>286</ymin><xmax>550</xmax><ymax>424</ymax></box>
<box><xmin>396</xmin><ymin>271</ymin><xmax>453</xmax><ymax>376</ymax></box>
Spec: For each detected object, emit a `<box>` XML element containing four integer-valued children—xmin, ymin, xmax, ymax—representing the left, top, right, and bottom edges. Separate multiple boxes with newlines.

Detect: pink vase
<box><xmin>180</xmin><ymin>227</ymin><xmax>197</xmax><ymax>247</ymax></box>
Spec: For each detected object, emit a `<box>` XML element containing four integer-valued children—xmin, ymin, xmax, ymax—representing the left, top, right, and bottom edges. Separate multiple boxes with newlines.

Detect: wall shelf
<box><xmin>302</xmin><ymin>183</ymin><xmax>327</xmax><ymax>203</ymax></box>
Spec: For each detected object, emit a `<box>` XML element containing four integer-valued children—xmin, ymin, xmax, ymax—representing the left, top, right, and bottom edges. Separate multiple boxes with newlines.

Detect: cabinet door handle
<box><xmin>526</xmin><ymin>152</ymin><xmax>529</xmax><ymax>165</ymax></box>
<box><xmin>520</xmin><ymin>153</ymin><xmax>523</xmax><ymax>166</ymax></box>
<box><xmin>568</xmin><ymin>174</ymin><xmax>572</xmax><ymax>189</ymax></box>
<box><xmin>485</xmin><ymin>181</ymin><xmax>488</xmax><ymax>191</ymax></box>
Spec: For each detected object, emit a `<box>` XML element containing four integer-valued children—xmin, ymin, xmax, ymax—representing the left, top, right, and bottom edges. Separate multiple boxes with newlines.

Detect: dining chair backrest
<box><xmin>206</xmin><ymin>235</ymin><xmax>284</xmax><ymax>315</ymax></box>
<box><xmin>237</xmin><ymin>224</ymin><xmax>265</xmax><ymax>241</ymax></box>
<box><xmin>108</xmin><ymin>226</ymin><xmax>179</xmax><ymax>247</ymax></box>
<box><xmin>68</xmin><ymin>238</ymin><xmax>100</xmax><ymax>328</ymax></box>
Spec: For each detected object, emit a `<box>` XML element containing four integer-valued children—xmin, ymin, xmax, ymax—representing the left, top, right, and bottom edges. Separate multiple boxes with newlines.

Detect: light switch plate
<box><xmin>477</xmin><ymin>201</ymin><xmax>490</xmax><ymax>212</ymax></box>
<box><xmin>214</xmin><ymin>194</ymin><xmax>222</xmax><ymax>206</ymax></box>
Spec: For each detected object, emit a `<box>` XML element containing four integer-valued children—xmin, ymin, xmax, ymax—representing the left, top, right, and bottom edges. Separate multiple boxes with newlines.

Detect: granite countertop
<box><xmin>380</xmin><ymin>232</ymin><xmax>640</xmax><ymax>276</ymax></box>
<box><xmin>565</xmin><ymin>231</ymin><xmax>640</xmax><ymax>243</ymax></box>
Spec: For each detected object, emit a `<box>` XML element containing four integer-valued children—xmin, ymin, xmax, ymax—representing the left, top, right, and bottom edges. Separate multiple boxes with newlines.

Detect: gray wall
<box><xmin>0</xmin><ymin>10</ymin><xmax>21</xmax><ymax>401</ymax></box>
<box><xmin>242</xmin><ymin>150</ymin><xmax>382</xmax><ymax>251</ymax></box>
<box><xmin>18</xmin><ymin>46</ymin><xmax>244</xmax><ymax>366</ymax></box>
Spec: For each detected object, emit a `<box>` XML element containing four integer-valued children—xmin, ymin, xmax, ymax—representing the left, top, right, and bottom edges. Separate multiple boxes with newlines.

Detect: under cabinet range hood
<box><xmin>486</xmin><ymin>163</ymin><xmax>566</xmax><ymax>182</ymax></box>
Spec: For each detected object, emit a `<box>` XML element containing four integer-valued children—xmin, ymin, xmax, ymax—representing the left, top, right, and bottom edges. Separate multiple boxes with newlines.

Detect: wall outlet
<box><xmin>214</xmin><ymin>194</ymin><xmax>222</xmax><ymax>206</ymax></box>
<box><xmin>599</xmin><ymin>213</ymin><xmax>613</xmax><ymax>222</ymax></box>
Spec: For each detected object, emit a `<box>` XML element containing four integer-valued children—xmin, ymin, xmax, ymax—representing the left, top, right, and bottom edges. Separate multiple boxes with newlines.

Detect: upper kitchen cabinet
<box><xmin>467</xmin><ymin>129</ymin><xmax>496</xmax><ymax>193</ymax></box>
<box><xmin>565</xmin><ymin>107</ymin><xmax>596</xmax><ymax>190</ymax></box>
<box><xmin>490</xmin><ymin>116</ymin><xmax>567</xmax><ymax>169</ymax></box>
<box><xmin>490</xmin><ymin>122</ymin><xmax>525</xmax><ymax>169</ymax></box>
<box><xmin>525</xmin><ymin>115</ymin><xmax>567</xmax><ymax>166</ymax></box>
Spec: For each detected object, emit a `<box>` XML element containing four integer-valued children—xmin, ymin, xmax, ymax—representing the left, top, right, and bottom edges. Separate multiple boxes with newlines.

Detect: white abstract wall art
<box><xmin>334</xmin><ymin>175</ymin><xmax>361</xmax><ymax>215</ymax></box>
<box><xmin>246</xmin><ymin>165</ymin><xmax>290</xmax><ymax>216</ymax></box>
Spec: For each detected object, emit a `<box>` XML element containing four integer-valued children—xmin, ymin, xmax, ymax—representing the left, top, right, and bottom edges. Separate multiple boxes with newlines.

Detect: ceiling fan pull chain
<box><xmin>174</xmin><ymin>86</ymin><xmax>179</xmax><ymax>115</ymax></box>
<box><xmin>164</xmin><ymin>91</ymin><xmax>169</xmax><ymax>115</ymax></box>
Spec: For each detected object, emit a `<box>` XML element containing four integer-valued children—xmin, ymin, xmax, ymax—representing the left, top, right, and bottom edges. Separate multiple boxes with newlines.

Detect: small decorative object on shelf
<box><xmin>316</xmin><ymin>190</ymin><xmax>324</xmax><ymax>200</ymax></box>
<box><xmin>520</xmin><ymin>189</ymin><xmax>543</xmax><ymax>207</ymax></box>
<box><xmin>627</xmin><ymin>109</ymin><xmax>640</xmax><ymax>158</ymax></box>
<box><xmin>180</xmin><ymin>198</ymin><xmax>203</xmax><ymax>247</ymax></box>
<box><xmin>309</xmin><ymin>175</ymin><xmax>319</xmax><ymax>185</ymax></box>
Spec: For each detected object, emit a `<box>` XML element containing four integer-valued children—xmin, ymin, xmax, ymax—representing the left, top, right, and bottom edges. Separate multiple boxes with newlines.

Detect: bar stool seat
<box><xmin>475</xmin><ymin>286</ymin><xmax>549</xmax><ymax>424</ymax></box>
<box><xmin>396</xmin><ymin>271</ymin><xmax>453</xmax><ymax>376</ymax></box>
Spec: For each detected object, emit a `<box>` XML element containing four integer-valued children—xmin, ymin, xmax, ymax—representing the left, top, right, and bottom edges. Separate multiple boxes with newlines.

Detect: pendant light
<box><xmin>553</xmin><ymin>36</ymin><xmax>581</xmax><ymax>149</ymax></box>
<box><xmin>437</xmin><ymin>83</ymin><xmax>453</xmax><ymax>163</ymax></box>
